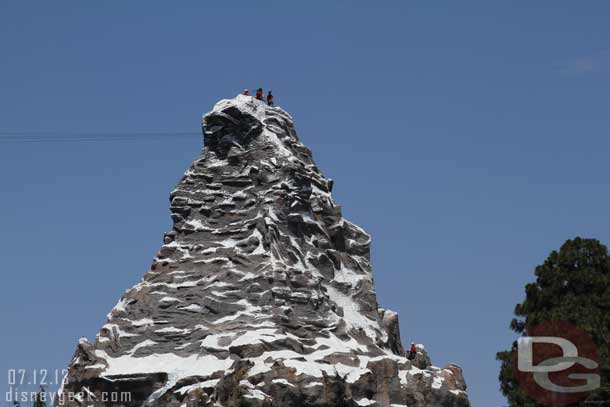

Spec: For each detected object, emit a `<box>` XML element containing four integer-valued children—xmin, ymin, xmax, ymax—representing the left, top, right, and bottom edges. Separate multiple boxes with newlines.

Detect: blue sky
<box><xmin>1</xmin><ymin>2</ymin><xmax>609</xmax><ymax>406</ymax></box>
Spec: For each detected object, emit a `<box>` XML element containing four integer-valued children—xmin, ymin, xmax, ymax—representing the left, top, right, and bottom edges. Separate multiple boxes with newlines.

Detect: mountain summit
<box><xmin>58</xmin><ymin>95</ymin><xmax>470</xmax><ymax>407</ymax></box>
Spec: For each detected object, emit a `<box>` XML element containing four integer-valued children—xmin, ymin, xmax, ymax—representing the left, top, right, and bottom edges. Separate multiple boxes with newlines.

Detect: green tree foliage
<box><xmin>497</xmin><ymin>237</ymin><xmax>610</xmax><ymax>406</ymax></box>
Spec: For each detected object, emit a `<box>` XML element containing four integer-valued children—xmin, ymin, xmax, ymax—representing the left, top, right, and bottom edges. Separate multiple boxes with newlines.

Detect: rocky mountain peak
<box><xmin>57</xmin><ymin>95</ymin><xmax>470</xmax><ymax>407</ymax></box>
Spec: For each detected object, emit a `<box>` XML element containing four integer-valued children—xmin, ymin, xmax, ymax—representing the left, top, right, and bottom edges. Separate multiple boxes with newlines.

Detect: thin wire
<box><xmin>0</xmin><ymin>130</ymin><xmax>199</xmax><ymax>135</ymax></box>
<box><xmin>0</xmin><ymin>131</ymin><xmax>201</xmax><ymax>144</ymax></box>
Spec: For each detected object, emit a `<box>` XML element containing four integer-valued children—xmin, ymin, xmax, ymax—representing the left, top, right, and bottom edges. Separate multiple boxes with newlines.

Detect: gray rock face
<box><xmin>57</xmin><ymin>95</ymin><xmax>470</xmax><ymax>407</ymax></box>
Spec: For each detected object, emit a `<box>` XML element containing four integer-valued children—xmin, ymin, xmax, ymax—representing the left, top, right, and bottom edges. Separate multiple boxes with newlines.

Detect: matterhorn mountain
<box><xmin>58</xmin><ymin>95</ymin><xmax>469</xmax><ymax>407</ymax></box>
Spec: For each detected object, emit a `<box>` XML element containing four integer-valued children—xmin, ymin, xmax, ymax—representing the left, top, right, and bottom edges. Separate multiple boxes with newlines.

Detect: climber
<box><xmin>266</xmin><ymin>90</ymin><xmax>274</xmax><ymax>106</ymax></box>
<box><xmin>408</xmin><ymin>342</ymin><xmax>417</xmax><ymax>360</ymax></box>
<box><xmin>243</xmin><ymin>88</ymin><xmax>249</xmax><ymax>96</ymax></box>
<box><xmin>255</xmin><ymin>88</ymin><xmax>263</xmax><ymax>101</ymax></box>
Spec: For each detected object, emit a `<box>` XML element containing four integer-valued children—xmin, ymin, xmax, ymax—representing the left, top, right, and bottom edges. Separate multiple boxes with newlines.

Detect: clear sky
<box><xmin>1</xmin><ymin>2</ymin><xmax>609</xmax><ymax>406</ymax></box>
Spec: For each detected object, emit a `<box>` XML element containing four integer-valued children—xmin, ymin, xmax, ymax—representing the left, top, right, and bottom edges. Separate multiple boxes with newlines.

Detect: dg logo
<box><xmin>514</xmin><ymin>320</ymin><xmax>601</xmax><ymax>406</ymax></box>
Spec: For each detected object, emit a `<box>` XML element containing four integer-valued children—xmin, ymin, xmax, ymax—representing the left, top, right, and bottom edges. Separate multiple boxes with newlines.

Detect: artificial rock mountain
<box><xmin>58</xmin><ymin>96</ymin><xmax>469</xmax><ymax>407</ymax></box>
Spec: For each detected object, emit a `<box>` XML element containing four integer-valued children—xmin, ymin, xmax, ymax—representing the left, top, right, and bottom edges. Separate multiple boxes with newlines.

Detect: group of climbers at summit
<box><xmin>243</xmin><ymin>87</ymin><xmax>274</xmax><ymax>106</ymax></box>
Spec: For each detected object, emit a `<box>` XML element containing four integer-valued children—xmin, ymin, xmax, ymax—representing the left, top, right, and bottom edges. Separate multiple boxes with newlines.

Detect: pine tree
<box><xmin>497</xmin><ymin>237</ymin><xmax>610</xmax><ymax>406</ymax></box>
<box><xmin>32</xmin><ymin>387</ymin><xmax>46</xmax><ymax>407</ymax></box>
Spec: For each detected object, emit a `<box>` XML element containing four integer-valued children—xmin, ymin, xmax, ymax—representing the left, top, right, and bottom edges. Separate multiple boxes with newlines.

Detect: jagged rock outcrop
<box><xmin>57</xmin><ymin>95</ymin><xmax>469</xmax><ymax>407</ymax></box>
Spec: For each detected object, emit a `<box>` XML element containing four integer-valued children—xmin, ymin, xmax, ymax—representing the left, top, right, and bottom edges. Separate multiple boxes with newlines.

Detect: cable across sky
<box><xmin>0</xmin><ymin>131</ymin><xmax>200</xmax><ymax>144</ymax></box>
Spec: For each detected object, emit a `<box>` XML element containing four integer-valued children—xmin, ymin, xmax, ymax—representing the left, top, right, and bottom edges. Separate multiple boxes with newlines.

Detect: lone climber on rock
<box><xmin>408</xmin><ymin>342</ymin><xmax>417</xmax><ymax>360</ymax></box>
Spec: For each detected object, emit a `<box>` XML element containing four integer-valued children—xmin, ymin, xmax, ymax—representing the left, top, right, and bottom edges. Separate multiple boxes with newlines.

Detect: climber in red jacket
<box><xmin>408</xmin><ymin>342</ymin><xmax>417</xmax><ymax>360</ymax></box>
<box><xmin>255</xmin><ymin>88</ymin><xmax>263</xmax><ymax>101</ymax></box>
